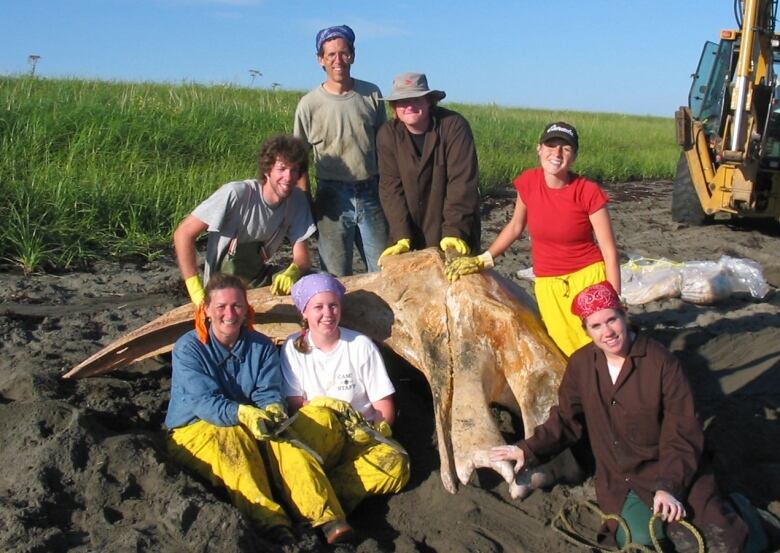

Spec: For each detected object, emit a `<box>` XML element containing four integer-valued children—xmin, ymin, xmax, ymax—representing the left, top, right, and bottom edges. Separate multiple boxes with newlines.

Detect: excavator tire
<box><xmin>672</xmin><ymin>153</ymin><xmax>712</xmax><ymax>226</ymax></box>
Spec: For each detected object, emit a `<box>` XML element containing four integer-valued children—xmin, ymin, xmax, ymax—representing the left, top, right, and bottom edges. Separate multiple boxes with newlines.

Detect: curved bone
<box><xmin>65</xmin><ymin>248</ymin><xmax>580</xmax><ymax>497</ymax></box>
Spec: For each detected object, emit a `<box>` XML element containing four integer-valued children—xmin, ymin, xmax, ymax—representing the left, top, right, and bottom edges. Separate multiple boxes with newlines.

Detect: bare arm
<box><xmin>487</xmin><ymin>193</ymin><xmax>528</xmax><ymax>259</ymax></box>
<box><xmin>286</xmin><ymin>395</ymin><xmax>306</xmax><ymax>414</ymax></box>
<box><xmin>371</xmin><ymin>395</ymin><xmax>395</xmax><ymax>426</ymax></box>
<box><xmin>589</xmin><ymin>207</ymin><xmax>621</xmax><ymax>294</ymax></box>
<box><xmin>291</xmin><ymin>240</ymin><xmax>312</xmax><ymax>273</ymax></box>
<box><xmin>173</xmin><ymin>215</ymin><xmax>209</xmax><ymax>280</ymax></box>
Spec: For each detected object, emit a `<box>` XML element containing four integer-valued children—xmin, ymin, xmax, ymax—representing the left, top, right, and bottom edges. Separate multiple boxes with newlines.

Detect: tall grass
<box><xmin>1</xmin><ymin>76</ymin><xmax>298</xmax><ymax>271</ymax></box>
<box><xmin>0</xmin><ymin>75</ymin><xmax>677</xmax><ymax>273</ymax></box>
<box><xmin>457</xmin><ymin>104</ymin><xmax>677</xmax><ymax>186</ymax></box>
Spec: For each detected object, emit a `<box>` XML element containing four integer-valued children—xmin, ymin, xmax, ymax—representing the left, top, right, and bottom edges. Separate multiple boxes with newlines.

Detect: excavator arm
<box><xmin>674</xmin><ymin>0</ymin><xmax>780</xmax><ymax>224</ymax></box>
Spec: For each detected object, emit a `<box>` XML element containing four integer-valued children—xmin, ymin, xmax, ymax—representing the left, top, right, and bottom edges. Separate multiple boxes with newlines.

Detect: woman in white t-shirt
<box><xmin>280</xmin><ymin>273</ymin><xmax>410</xmax><ymax>544</ymax></box>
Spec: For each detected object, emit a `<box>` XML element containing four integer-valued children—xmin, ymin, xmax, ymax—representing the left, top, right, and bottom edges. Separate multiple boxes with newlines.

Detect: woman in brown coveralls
<box><xmin>491</xmin><ymin>281</ymin><xmax>749</xmax><ymax>551</ymax></box>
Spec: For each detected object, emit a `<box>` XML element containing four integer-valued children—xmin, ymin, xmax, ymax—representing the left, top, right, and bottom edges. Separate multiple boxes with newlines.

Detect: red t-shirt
<box><xmin>513</xmin><ymin>167</ymin><xmax>608</xmax><ymax>276</ymax></box>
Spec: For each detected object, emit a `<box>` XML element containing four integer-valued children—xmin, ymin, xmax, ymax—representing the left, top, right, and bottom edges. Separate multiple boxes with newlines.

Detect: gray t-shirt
<box><xmin>192</xmin><ymin>179</ymin><xmax>316</xmax><ymax>282</ymax></box>
<box><xmin>293</xmin><ymin>79</ymin><xmax>386</xmax><ymax>182</ymax></box>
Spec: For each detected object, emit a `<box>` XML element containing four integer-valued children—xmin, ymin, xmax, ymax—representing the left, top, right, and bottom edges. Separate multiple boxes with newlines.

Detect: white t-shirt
<box><xmin>607</xmin><ymin>362</ymin><xmax>622</xmax><ymax>384</ymax></box>
<box><xmin>280</xmin><ymin>327</ymin><xmax>395</xmax><ymax>421</ymax></box>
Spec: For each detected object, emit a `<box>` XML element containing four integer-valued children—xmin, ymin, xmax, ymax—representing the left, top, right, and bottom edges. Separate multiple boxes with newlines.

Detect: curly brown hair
<box><xmin>257</xmin><ymin>134</ymin><xmax>309</xmax><ymax>178</ymax></box>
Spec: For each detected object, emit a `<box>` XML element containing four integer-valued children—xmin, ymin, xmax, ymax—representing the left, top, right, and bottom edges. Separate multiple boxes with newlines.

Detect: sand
<box><xmin>1</xmin><ymin>181</ymin><xmax>779</xmax><ymax>552</ymax></box>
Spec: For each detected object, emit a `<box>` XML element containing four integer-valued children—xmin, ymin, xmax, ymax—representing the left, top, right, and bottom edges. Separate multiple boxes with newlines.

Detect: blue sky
<box><xmin>2</xmin><ymin>0</ymin><xmax>739</xmax><ymax>117</ymax></box>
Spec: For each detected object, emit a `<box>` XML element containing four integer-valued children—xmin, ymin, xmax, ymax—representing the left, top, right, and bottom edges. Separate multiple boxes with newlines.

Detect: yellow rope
<box><xmin>622</xmin><ymin>257</ymin><xmax>685</xmax><ymax>272</ymax></box>
<box><xmin>551</xmin><ymin>499</ymin><xmax>705</xmax><ymax>553</ymax></box>
<box><xmin>649</xmin><ymin>513</ymin><xmax>704</xmax><ymax>553</ymax></box>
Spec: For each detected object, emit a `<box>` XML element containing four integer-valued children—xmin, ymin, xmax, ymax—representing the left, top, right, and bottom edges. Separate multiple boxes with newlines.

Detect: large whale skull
<box><xmin>65</xmin><ymin>248</ymin><xmax>581</xmax><ymax>498</ymax></box>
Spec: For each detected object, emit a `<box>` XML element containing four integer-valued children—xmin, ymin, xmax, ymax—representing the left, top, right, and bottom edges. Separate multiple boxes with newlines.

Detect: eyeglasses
<box><xmin>323</xmin><ymin>51</ymin><xmax>353</xmax><ymax>63</ymax></box>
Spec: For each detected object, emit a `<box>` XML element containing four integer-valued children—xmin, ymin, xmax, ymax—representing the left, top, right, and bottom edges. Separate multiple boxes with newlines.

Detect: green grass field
<box><xmin>0</xmin><ymin>75</ymin><xmax>678</xmax><ymax>272</ymax></box>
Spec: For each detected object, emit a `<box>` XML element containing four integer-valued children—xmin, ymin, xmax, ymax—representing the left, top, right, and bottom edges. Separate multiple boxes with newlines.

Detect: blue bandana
<box><xmin>315</xmin><ymin>25</ymin><xmax>355</xmax><ymax>53</ymax></box>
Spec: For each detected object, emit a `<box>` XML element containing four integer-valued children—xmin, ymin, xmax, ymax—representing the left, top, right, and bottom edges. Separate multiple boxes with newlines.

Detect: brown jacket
<box><xmin>377</xmin><ymin>107</ymin><xmax>481</xmax><ymax>252</ymax></box>
<box><xmin>521</xmin><ymin>331</ymin><xmax>703</xmax><ymax>513</ymax></box>
<box><xmin>520</xmin><ymin>331</ymin><xmax>747</xmax><ymax>548</ymax></box>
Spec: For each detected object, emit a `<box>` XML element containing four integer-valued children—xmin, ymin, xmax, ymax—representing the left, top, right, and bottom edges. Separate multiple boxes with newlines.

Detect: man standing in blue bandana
<box><xmin>294</xmin><ymin>25</ymin><xmax>389</xmax><ymax>277</ymax></box>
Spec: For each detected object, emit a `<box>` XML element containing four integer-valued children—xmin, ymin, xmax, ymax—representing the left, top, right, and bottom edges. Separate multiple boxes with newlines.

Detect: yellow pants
<box><xmin>534</xmin><ymin>261</ymin><xmax>607</xmax><ymax>357</ymax></box>
<box><xmin>168</xmin><ymin>419</ymin><xmax>343</xmax><ymax>530</ymax></box>
<box><xmin>292</xmin><ymin>405</ymin><xmax>410</xmax><ymax>513</ymax></box>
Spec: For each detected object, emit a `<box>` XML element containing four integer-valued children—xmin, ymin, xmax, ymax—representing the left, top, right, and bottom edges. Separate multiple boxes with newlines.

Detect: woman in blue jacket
<box><xmin>165</xmin><ymin>273</ymin><xmax>348</xmax><ymax>546</ymax></box>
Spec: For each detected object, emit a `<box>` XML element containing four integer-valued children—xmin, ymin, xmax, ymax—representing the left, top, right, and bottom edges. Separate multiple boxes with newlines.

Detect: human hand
<box><xmin>270</xmin><ymin>263</ymin><xmax>301</xmax><ymax>296</ymax></box>
<box><xmin>264</xmin><ymin>402</ymin><xmax>288</xmax><ymax>425</ymax></box>
<box><xmin>653</xmin><ymin>490</ymin><xmax>686</xmax><ymax>522</ymax></box>
<box><xmin>439</xmin><ymin>236</ymin><xmax>470</xmax><ymax>255</ymax></box>
<box><xmin>378</xmin><ymin>238</ymin><xmax>411</xmax><ymax>267</ymax></box>
<box><xmin>237</xmin><ymin>404</ymin><xmax>275</xmax><ymax>440</ymax></box>
<box><xmin>185</xmin><ymin>274</ymin><xmax>206</xmax><ymax>306</ymax></box>
<box><xmin>489</xmin><ymin>444</ymin><xmax>526</xmax><ymax>474</ymax></box>
<box><xmin>444</xmin><ymin>251</ymin><xmax>494</xmax><ymax>282</ymax></box>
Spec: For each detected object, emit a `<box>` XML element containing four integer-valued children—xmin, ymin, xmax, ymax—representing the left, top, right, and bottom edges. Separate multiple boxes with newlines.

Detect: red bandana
<box><xmin>571</xmin><ymin>281</ymin><xmax>622</xmax><ymax>321</ymax></box>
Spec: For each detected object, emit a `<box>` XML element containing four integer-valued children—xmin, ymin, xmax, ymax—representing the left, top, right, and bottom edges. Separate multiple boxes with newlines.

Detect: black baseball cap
<box><xmin>539</xmin><ymin>122</ymin><xmax>578</xmax><ymax>150</ymax></box>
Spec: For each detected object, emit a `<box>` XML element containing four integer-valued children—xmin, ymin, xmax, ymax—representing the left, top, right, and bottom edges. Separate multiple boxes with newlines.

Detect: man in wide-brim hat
<box><xmin>376</xmin><ymin>72</ymin><xmax>481</xmax><ymax>265</ymax></box>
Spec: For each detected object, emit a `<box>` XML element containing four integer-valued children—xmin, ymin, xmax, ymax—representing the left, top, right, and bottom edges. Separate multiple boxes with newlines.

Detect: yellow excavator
<box><xmin>675</xmin><ymin>0</ymin><xmax>780</xmax><ymax>224</ymax></box>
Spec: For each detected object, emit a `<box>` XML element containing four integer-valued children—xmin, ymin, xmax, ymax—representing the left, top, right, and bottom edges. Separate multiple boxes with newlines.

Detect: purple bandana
<box><xmin>291</xmin><ymin>273</ymin><xmax>346</xmax><ymax>313</ymax></box>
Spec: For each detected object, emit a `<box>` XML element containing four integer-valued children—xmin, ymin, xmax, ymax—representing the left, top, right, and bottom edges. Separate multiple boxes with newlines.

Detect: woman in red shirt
<box><xmin>446</xmin><ymin>122</ymin><xmax>619</xmax><ymax>356</ymax></box>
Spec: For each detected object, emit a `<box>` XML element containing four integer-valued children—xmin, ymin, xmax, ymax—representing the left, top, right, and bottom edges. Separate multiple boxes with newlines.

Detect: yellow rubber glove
<box><xmin>445</xmin><ymin>251</ymin><xmax>494</xmax><ymax>282</ymax></box>
<box><xmin>439</xmin><ymin>236</ymin><xmax>470</xmax><ymax>255</ymax></box>
<box><xmin>264</xmin><ymin>402</ymin><xmax>288</xmax><ymax>425</ymax></box>
<box><xmin>270</xmin><ymin>263</ymin><xmax>301</xmax><ymax>296</ymax></box>
<box><xmin>307</xmin><ymin>396</ymin><xmax>358</xmax><ymax>419</ymax></box>
<box><xmin>306</xmin><ymin>396</ymin><xmax>375</xmax><ymax>444</ymax></box>
<box><xmin>237</xmin><ymin>404</ymin><xmax>274</xmax><ymax>440</ymax></box>
<box><xmin>378</xmin><ymin>238</ymin><xmax>411</xmax><ymax>267</ymax></box>
<box><xmin>185</xmin><ymin>274</ymin><xmax>206</xmax><ymax>306</ymax></box>
<box><xmin>375</xmin><ymin>420</ymin><xmax>393</xmax><ymax>438</ymax></box>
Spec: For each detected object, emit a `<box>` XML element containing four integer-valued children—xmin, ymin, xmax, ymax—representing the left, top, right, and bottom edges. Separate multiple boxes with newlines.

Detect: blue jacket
<box><xmin>165</xmin><ymin>327</ymin><xmax>285</xmax><ymax>429</ymax></box>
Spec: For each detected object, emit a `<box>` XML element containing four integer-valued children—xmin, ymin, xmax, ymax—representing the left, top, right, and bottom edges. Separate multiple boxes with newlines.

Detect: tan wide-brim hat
<box><xmin>379</xmin><ymin>72</ymin><xmax>446</xmax><ymax>102</ymax></box>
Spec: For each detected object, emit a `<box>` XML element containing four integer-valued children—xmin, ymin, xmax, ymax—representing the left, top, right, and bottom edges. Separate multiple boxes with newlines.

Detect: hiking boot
<box><xmin>266</xmin><ymin>525</ymin><xmax>298</xmax><ymax>546</ymax></box>
<box><xmin>321</xmin><ymin>520</ymin><xmax>355</xmax><ymax>544</ymax></box>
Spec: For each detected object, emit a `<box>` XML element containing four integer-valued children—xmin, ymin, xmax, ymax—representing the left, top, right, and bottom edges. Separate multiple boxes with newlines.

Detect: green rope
<box><xmin>551</xmin><ymin>499</ymin><xmax>704</xmax><ymax>552</ymax></box>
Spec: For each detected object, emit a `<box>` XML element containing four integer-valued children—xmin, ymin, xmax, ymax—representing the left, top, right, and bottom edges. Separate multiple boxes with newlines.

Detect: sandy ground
<box><xmin>1</xmin><ymin>181</ymin><xmax>780</xmax><ymax>552</ymax></box>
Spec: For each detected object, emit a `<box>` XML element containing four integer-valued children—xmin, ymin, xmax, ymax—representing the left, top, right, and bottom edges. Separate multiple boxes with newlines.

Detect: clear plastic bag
<box><xmin>718</xmin><ymin>255</ymin><xmax>771</xmax><ymax>299</ymax></box>
<box><xmin>679</xmin><ymin>261</ymin><xmax>733</xmax><ymax>304</ymax></box>
<box><xmin>620</xmin><ymin>255</ymin><xmax>771</xmax><ymax>305</ymax></box>
<box><xmin>621</xmin><ymin>257</ymin><xmax>683</xmax><ymax>305</ymax></box>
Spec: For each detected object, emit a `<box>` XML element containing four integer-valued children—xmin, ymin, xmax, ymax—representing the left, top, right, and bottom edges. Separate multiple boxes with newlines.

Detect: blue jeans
<box><xmin>314</xmin><ymin>178</ymin><xmax>389</xmax><ymax>276</ymax></box>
